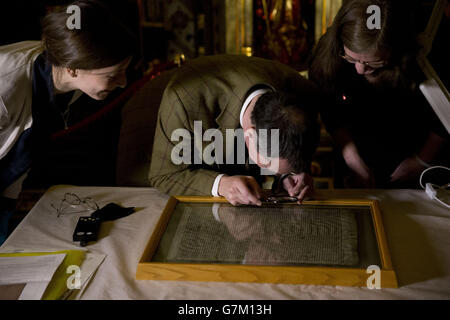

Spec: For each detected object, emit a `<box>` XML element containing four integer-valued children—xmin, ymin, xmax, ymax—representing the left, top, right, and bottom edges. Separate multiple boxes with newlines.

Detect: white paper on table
<box><xmin>0</xmin><ymin>254</ymin><xmax>66</xmax><ymax>300</ymax></box>
<box><xmin>60</xmin><ymin>252</ymin><xmax>106</xmax><ymax>300</ymax></box>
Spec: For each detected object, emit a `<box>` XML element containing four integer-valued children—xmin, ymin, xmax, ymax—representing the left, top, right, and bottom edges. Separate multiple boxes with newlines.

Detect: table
<box><xmin>1</xmin><ymin>185</ymin><xmax>449</xmax><ymax>299</ymax></box>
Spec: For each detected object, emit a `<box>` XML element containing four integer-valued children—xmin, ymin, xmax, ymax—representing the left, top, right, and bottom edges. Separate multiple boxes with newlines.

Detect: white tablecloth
<box><xmin>1</xmin><ymin>185</ymin><xmax>449</xmax><ymax>299</ymax></box>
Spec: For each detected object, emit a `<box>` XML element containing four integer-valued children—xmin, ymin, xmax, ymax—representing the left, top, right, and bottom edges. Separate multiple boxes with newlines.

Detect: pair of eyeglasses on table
<box><xmin>51</xmin><ymin>193</ymin><xmax>99</xmax><ymax>217</ymax></box>
<box><xmin>51</xmin><ymin>192</ymin><xmax>136</xmax><ymax>220</ymax></box>
<box><xmin>50</xmin><ymin>192</ymin><xmax>136</xmax><ymax>247</ymax></box>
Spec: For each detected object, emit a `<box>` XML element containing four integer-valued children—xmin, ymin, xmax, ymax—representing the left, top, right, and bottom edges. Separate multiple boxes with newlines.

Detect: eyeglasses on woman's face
<box><xmin>339</xmin><ymin>46</ymin><xmax>388</xmax><ymax>70</ymax></box>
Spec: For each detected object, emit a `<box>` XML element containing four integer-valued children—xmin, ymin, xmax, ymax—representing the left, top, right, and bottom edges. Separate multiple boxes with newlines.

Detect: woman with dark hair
<box><xmin>0</xmin><ymin>0</ymin><xmax>136</xmax><ymax>244</ymax></box>
<box><xmin>309</xmin><ymin>0</ymin><xmax>448</xmax><ymax>188</ymax></box>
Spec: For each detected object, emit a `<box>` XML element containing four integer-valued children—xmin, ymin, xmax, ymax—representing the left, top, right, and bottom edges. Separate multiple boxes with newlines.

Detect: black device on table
<box><xmin>73</xmin><ymin>203</ymin><xmax>135</xmax><ymax>246</ymax></box>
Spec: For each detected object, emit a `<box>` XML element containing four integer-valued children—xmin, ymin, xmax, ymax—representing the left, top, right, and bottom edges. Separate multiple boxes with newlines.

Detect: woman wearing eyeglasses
<box><xmin>0</xmin><ymin>0</ymin><xmax>135</xmax><ymax>244</ymax></box>
<box><xmin>309</xmin><ymin>0</ymin><xmax>448</xmax><ymax>188</ymax></box>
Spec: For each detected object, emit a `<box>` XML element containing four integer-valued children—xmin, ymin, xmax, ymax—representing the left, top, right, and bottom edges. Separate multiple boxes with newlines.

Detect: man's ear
<box><xmin>244</xmin><ymin>127</ymin><xmax>257</xmax><ymax>144</ymax></box>
<box><xmin>244</xmin><ymin>125</ymin><xmax>256</xmax><ymax>134</ymax></box>
<box><xmin>67</xmin><ymin>68</ymin><xmax>78</xmax><ymax>78</ymax></box>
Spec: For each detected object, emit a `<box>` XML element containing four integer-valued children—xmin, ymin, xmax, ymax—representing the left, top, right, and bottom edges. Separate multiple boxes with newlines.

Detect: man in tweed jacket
<box><xmin>149</xmin><ymin>55</ymin><xmax>320</xmax><ymax>206</ymax></box>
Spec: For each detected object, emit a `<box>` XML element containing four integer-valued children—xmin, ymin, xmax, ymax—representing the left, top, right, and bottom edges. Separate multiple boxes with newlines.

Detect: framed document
<box><xmin>137</xmin><ymin>196</ymin><xmax>398</xmax><ymax>288</ymax></box>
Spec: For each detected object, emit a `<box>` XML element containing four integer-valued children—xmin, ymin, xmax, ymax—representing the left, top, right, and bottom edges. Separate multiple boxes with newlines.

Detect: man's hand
<box><xmin>218</xmin><ymin>175</ymin><xmax>263</xmax><ymax>206</ymax></box>
<box><xmin>282</xmin><ymin>173</ymin><xmax>314</xmax><ymax>203</ymax></box>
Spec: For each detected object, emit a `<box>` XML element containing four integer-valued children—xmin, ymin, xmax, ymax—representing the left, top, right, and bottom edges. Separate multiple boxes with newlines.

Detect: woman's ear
<box><xmin>66</xmin><ymin>68</ymin><xmax>78</xmax><ymax>77</ymax></box>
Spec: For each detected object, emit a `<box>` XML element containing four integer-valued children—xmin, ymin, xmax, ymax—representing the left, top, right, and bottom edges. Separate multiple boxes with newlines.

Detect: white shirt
<box><xmin>0</xmin><ymin>41</ymin><xmax>42</xmax><ymax>161</ymax></box>
<box><xmin>211</xmin><ymin>88</ymin><xmax>271</xmax><ymax>196</ymax></box>
<box><xmin>0</xmin><ymin>41</ymin><xmax>81</xmax><ymax>198</ymax></box>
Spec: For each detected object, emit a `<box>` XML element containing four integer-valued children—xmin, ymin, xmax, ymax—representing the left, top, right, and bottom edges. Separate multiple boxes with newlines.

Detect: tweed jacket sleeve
<box><xmin>148</xmin><ymin>83</ymin><xmax>221</xmax><ymax>196</ymax></box>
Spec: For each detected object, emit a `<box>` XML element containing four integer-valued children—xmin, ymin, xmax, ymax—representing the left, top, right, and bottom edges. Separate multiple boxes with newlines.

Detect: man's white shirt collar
<box><xmin>239</xmin><ymin>88</ymin><xmax>273</xmax><ymax>127</ymax></box>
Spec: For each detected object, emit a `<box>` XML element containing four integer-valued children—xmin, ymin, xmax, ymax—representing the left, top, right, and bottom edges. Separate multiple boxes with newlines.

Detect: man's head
<box><xmin>248</xmin><ymin>91</ymin><xmax>320</xmax><ymax>174</ymax></box>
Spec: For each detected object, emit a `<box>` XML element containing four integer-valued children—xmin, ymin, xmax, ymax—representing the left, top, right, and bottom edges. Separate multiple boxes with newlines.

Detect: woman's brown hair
<box><xmin>309</xmin><ymin>0</ymin><xmax>420</xmax><ymax>93</ymax></box>
<box><xmin>42</xmin><ymin>0</ymin><xmax>136</xmax><ymax>70</ymax></box>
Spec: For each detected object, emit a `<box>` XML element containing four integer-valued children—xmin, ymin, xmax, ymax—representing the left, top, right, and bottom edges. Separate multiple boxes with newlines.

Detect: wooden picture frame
<box><xmin>137</xmin><ymin>196</ymin><xmax>398</xmax><ymax>288</ymax></box>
